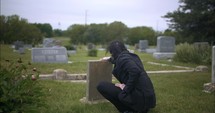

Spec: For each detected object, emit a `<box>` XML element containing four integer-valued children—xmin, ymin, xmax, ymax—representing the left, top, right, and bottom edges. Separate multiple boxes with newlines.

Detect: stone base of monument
<box><xmin>153</xmin><ymin>52</ymin><xmax>176</xmax><ymax>59</ymax></box>
<box><xmin>203</xmin><ymin>83</ymin><xmax>215</xmax><ymax>93</ymax></box>
<box><xmin>146</xmin><ymin>48</ymin><xmax>156</xmax><ymax>54</ymax></box>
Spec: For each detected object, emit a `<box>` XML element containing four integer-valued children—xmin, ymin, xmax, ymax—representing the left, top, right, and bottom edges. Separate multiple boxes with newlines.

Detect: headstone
<box><xmin>43</xmin><ymin>38</ymin><xmax>55</xmax><ymax>48</ymax></box>
<box><xmin>203</xmin><ymin>46</ymin><xmax>215</xmax><ymax>93</ymax></box>
<box><xmin>24</xmin><ymin>44</ymin><xmax>32</xmax><ymax>49</ymax></box>
<box><xmin>86</xmin><ymin>60</ymin><xmax>112</xmax><ymax>102</ymax></box>
<box><xmin>53</xmin><ymin>69</ymin><xmax>67</xmax><ymax>80</ymax></box>
<box><xmin>212</xmin><ymin>46</ymin><xmax>215</xmax><ymax>83</ymax></box>
<box><xmin>87</xmin><ymin>43</ymin><xmax>96</xmax><ymax>50</ymax></box>
<box><xmin>31</xmin><ymin>47</ymin><xmax>68</xmax><ymax>63</ymax></box>
<box><xmin>153</xmin><ymin>36</ymin><xmax>176</xmax><ymax>59</ymax></box>
<box><xmin>156</xmin><ymin>36</ymin><xmax>175</xmax><ymax>52</ymax></box>
<box><xmin>193</xmin><ymin>42</ymin><xmax>209</xmax><ymax>50</ymax></box>
<box><xmin>139</xmin><ymin>40</ymin><xmax>148</xmax><ymax>52</ymax></box>
<box><xmin>18</xmin><ymin>47</ymin><xmax>25</xmax><ymax>54</ymax></box>
<box><xmin>14</xmin><ymin>41</ymin><xmax>24</xmax><ymax>50</ymax></box>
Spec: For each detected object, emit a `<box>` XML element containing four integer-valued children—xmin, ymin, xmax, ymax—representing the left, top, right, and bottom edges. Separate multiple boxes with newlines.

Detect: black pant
<box><xmin>97</xmin><ymin>81</ymin><xmax>135</xmax><ymax>112</ymax></box>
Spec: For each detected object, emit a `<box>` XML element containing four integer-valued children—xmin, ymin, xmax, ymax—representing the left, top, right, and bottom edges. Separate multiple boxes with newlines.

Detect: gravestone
<box><xmin>31</xmin><ymin>47</ymin><xmax>68</xmax><ymax>63</ymax></box>
<box><xmin>139</xmin><ymin>40</ymin><xmax>148</xmax><ymax>52</ymax></box>
<box><xmin>24</xmin><ymin>44</ymin><xmax>33</xmax><ymax>49</ymax></box>
<box><xmin>43</xmin><ymin>38</ymin><xmax>55</xmax><ymax>48</ymax></box>
<box><xmin>14</xmin><ymin>41</ymin><xmax>24</xmax><ymax>50</ymax></box>
<box><xmin>153</xmin><ymin>36</ymin><xmax>176</xmax><ymax>59</ymax></box>
<box><xmin>203</xmin><ymin>46</ymin><xmax>215</xmax><ymax>93</ymax></box>
<box><xmin>85</xmin><ymin>60</ymin><xmax>112</xmax><ymax>103</ymax></box>
<box><xmin>193</xmin><ymin>42</ymin><xmax>209</xmax><ymax>50</ymax></box>
<box><xmin>87</xmin><ymin>43</ymin><xmax>96</xmax><ymax>50</ymax></box>
<box><xmin>212</xmin><ymin>46</ymin><xmax>215</xmax><ymax>83</ymax></box>
<box><xmin>18</xmin><ymin>47</ymin><xmax>25</xmax><ymax>54</ymax></box>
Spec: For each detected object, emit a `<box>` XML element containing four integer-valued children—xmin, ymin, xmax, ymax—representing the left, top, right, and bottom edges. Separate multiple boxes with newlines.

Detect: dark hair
<box><xmin>107</xmin><ymin>40</ymin><xmax>128</xmax><ymax>59</ymax></box>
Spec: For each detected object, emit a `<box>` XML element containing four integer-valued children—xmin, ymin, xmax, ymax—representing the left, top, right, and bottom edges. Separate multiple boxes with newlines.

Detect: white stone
<box><xmin>53</xmin><ymin>69</ymin><xmax>67</xmax><ymax>80</ymax></box>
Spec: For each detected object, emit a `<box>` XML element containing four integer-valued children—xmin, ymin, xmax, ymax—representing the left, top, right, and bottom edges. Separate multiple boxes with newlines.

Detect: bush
<box><xmin>65</xmin><ymin>45</ymin><xmax>76</xmax><ymax>50</ymax></box>
<box><xmin>173</xmin><ymin>43</ymin><xmax>212</xmax><ymax>64</ymax></box>
<box><xmin>0</xmin><ymin>59</ymin><xmax>45</xmax><ymax>113</ymax></box>
<box><xmin>88</xmin><ymin>49</ymin><xmax>98</xmax><ymax>57</ymax></box>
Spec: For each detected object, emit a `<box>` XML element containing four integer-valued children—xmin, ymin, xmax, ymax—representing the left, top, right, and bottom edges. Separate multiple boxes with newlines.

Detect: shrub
<box><xmin>0</xmin><ymin>59</ymin><xmax>45</xmax><ymax>113</ymax></box>
<box><xmin>88</xmin><ymin>49</ymin><xmax>98</xmax><ymax>57</ymax></box>
<box><xmin>173</xmin><ymin>43</ymin><xmax>212</xmax><ymax>64</ymax></box>
<box><xmin>65</xmin><ymin>45</ymin><xmax>76</xmax><ymax>50</ymax></box>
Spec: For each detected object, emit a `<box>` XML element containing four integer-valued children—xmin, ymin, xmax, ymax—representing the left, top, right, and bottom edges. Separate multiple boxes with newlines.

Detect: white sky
<box><xmin>1</xmin><ymin>0</ymin><xmax>180</xmax><ymax>31</ymax></box>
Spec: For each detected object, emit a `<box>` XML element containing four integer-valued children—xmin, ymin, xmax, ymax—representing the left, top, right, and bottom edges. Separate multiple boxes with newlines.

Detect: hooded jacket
<box><xmin>111</xmin><ymin>51</ymin><xmax>156</xmax><ymax>111</ymax></box>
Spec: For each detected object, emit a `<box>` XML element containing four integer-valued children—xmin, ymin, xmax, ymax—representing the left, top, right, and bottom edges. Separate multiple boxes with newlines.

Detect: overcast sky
<box><xmin>1</xmin><ymin>0</ymin><xmax>180</xmax><ymax>31</ymax></box>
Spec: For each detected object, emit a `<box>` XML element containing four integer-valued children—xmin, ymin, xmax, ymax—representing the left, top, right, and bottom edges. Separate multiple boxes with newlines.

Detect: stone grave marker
<box><xmin>43</xmin><ymin>38</ymin><xmax>55</xmax><ymax>48</ymax></box>
<box><xmin>87</xmin><ymin>43</ymin><xmax>96</xmax><ymax>50</ymax></box>
<box><xmin>18</xmin><ymin>47</ymin><xmax>25</xmax><ymax>54</ymax></box>
<box><xmin>212</xmin><ymin>46</ymin><xmax>215</xmax><ymax>83</ymax></box>
<box><xmin>14</xmin><ymin>41</ymin><xmax>24</xmax><ymax>50</ymax></box>
<box><xmin>85</xmin><ymin>60</ymin><xmax>112</xmax><ymax>103</ymax></box>
<box><xmin>153</xmin><ymin>36</ymin><xmax>176</xmax><ymax>59</ymax></box>
<box><xmin>193</xmin><ymin>42</ymin><xmax>209</xmax><ymax>50</ymax></box>
<box><xmin>31</xmin><ymin>47</ymin><xmax>68</xmax><ymax>63</ymax></box>
<box><xmin>203</xmin><ymin>46</ymin><xmax>215</xmax><ymax>93</ymax></box>
<box><xmin>139</xmin><ymin>40</ymin><xmax>148</xmax><ymax>52</ymax></box>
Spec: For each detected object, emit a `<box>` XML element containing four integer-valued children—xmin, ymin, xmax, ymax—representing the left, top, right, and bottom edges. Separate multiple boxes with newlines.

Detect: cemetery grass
<box><xmin>39</xmin><ymin>72</ymin><xmax>215</xmax><ymax>113</ymax></box>
<box><xmin>0</xmin><ymin>44</ymin><xmax>214</xmax><ymax>113</ymax></box>
<box><xmin>0</xmin><ymin>44</ymin><xmax>201</xmax><ymax>74</ymax></box>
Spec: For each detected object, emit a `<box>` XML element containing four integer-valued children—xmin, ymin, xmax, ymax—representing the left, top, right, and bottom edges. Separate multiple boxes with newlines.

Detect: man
<box><xmin>97</xmin><ymin>40</ymin><xmax>156</xmax><ymax>113</ymax></box>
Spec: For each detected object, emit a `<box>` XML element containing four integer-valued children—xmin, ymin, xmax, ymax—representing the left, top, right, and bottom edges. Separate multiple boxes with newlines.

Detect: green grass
<box><xmin>0</xmin><ymin>44</ymin><xmax>201</xmax><ymax>74</ymax></box>
<box><xmin>0</xmin><ymin>39</ymin><xmax>214</xmax><ymax>113</ymax></box>
<box><xmin>38</xmin><ymin>72</ymin><xmax>214</xmax><ymax>113</ymax></box>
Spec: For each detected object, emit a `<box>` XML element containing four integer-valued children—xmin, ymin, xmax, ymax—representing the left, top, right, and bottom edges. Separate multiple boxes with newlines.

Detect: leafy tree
<box><xmin>67</xmin><ymin>24</ymin><xmax>87</xmax><ymax>44</ymax></box>
<box><xmin>53</xmin><ymin>29</ymin><xmax>63</xmax><ymax>37</ymax></box>
<box><xmin>83</xmin><ymin>23</ymin><xmax>108</xmax><ymax>44</ymax></box>
<box><xmin>105</xmin><ymin>21</ymin><xmax>128</xmax><ymax>42</ymax></box>
<box><xmin>127</xmin><ymin>26</ymin><xmax>156</xmax><ymax>45</ymax></box>
<box><xmin>33</xmin><ymin>23</ymin><xmax>53</xmax><ymax>37</ymax></box>
<box><xmin>0</xmin><ymin>15</ymin><xmax>42</xmax><ymax>44</ymax></box>
<box><xmin>164</xmin><ymin>0</ymin><xmax>215</xmax><ymax>44</ymax></box>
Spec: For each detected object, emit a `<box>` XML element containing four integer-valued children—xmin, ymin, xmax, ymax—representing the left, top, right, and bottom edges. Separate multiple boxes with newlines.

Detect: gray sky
<box><xmin>1</xmin><ymin>0</ymin><xmax>180</xmax><ymax>31</ymax></box>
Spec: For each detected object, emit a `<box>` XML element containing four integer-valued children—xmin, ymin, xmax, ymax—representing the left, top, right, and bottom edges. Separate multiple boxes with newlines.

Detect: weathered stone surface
<box><xmin>203</xmin><ymin>83</ymin><xmax>215</xmax><ymax>93</ymax></box>
<box><xmin>53</xmin><ymin>69</ymin><xmax>67</xmax><ymax>80</ymax></box>
<box><xmin>153</xmin><ymin>36</ymin><xmax>176</xmax><ymax>59</ymax></box>
<box><xmin>86</xmin><ymin>60</ymin><xmax>112</xmax><ymax>102</ymax></box>
<box><xmin>31</xmin><ymin>47</ymin><xmax>68</xmax><ymax>63</ymax></box>
<box><xmin>195</xmin><ymin>65</ymin><xmax>209</xmax><ymax>72</ymax></box>
<box><xmin>212</xmin><ymin>46</ymin><xmax>215</xmax><ymax>83</ymax></box>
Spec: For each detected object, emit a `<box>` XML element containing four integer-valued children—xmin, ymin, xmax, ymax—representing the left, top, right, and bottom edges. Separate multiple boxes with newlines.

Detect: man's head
<box><xmin>107</xmin><ymin>40</ymin><xmax>127</xmax><ymax>59</ymax></box>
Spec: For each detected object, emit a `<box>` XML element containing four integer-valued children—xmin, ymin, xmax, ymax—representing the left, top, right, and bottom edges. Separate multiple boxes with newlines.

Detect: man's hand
<box><xmin>100</xmin><ymin>56</ymin><xmax>111</xmax><ymax>61</ymax></box>
<box><xmin>115</xmin><ymin>83</ymin><xmax>125</xmax><ymax>90</ymax></box>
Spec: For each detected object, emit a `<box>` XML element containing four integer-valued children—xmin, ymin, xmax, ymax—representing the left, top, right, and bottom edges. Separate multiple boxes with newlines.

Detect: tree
<box><xmin>53</xmin><ymin>29</ymin><xmax>63</xmax><ymax>37</ymax></box>
<box><xmin>127</xmin><ymin>26</ymin><xmax>156</xmax><ymax>45</ymax></box>
<box><xmin>164</xmin><ymin>0</ymin><xmax>215</xmax><ymax>44</ymax></box>
<box><xmin>0</xmin><ymin>15</ymin><xmax>42</xmax><ymax>44</ymax></box>
<box><xmin>67</xmin><ymin>24</ymin><xmax>87</xmax><ymax>44</ymax></box>
<box><xmin>105</xmin><ymin>21</ymin><xmax>128</xmax><ymax>42</ymax></box>
<box><xmin>33</xmin><ymin>23</ymin><xmax>53</xmax><ymax>37</ymax></box>
<box><xmin>83</xmin><ymin>24</ymin><xmax>108</xmax><ymax>44</ymax></box>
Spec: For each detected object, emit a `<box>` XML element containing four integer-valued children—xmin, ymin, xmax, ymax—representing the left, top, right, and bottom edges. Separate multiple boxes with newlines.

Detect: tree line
<box><xmin>1</xmin><ymin>0</ymin><xmax>214</xmax><ymax>45</ymax></box>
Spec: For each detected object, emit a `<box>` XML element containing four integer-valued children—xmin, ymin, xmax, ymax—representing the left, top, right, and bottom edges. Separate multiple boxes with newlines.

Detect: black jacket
<box><xmin>111</xmin><ymin>51</ymin><xmax>156</xmax><ymax>111</ymax></box>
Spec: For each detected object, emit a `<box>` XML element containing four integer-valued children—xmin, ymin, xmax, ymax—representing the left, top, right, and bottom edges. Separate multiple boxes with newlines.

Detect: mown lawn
<box><xmin>0</xmin><ymin>44</ymin><xmax>200</xmax><ymax>74</ymax></box>
<box><xmin>0</xmin><ymin>42</ymin><xmax>214</xmax><ymax>113</ymax></box>
<box><xmin>39</xmin><ymin>72</ymin><xmax>214</xmax><ymax>113</ymax></box>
